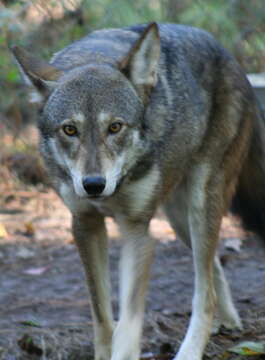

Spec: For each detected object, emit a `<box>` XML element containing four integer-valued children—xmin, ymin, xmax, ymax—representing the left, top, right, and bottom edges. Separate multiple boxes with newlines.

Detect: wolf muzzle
<box><xmin>82</xmin><ymin>176</ymin><xmax>106</xmax><ymax>196</ymax></box>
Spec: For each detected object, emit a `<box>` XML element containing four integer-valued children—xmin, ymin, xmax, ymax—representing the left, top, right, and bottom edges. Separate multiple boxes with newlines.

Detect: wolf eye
<box><xmin>63</xmin><ymin>125</ymin><xmax>78</xmax><ymax>136</ymax></box>
<box><xmin>108</xmin><ymin>121</ymin><xmax>122</xmax><ymax>134</ymax></box>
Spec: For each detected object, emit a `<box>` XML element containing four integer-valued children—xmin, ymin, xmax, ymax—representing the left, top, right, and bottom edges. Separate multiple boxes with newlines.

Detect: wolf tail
<box><xmin>231</xmin><ymin>105</ymin><xmax>265</xmax><ymax>241</ymax></box>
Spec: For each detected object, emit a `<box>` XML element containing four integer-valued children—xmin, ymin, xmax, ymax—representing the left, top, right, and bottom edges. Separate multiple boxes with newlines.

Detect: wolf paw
<box><xmin>211</xmin><ymin>315</ymin><xmax>243</xmax><ymax>335</ymax></box>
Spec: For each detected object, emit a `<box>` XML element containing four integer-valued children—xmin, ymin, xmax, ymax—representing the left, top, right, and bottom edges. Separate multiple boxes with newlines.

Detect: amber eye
<box><xmin>63</xmin><ymin>125</ymin><xmax>78</xmax><ymax>136</ymax></box>
<box><xmin>108</xmin><ymin>121</ymin><xmax>123</xmax><ymax>134</ymax></box>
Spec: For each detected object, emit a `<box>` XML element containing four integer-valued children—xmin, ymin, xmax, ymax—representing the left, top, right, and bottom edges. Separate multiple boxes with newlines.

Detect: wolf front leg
<box><xmin>72</xmin><ymin>212</ymin><xmax>114</xmax><ymax>360</ymax></box>
<box><xmin>175</xmin><ymin>164</ymin><xmax>225</xmax><ymax>360</ymax></box>
<box><xmin>111</xmin><ymin>219</ymin><xmax>155</xmax><ymax>360</ymax></box>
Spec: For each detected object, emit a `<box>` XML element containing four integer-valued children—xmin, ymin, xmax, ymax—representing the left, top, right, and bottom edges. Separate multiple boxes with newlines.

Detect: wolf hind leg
<box><xmin>212</xmin><ymin>256</ymin><xmax>242</xmax><ymax>332</ymax></box>
<box><xmin>164</xmin><ymin>183</ymin><xmax>242</xmax><ymax>334</ymax></box>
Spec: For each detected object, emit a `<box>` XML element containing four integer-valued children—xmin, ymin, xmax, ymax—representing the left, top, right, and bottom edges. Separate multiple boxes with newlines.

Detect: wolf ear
<box><xmin>119</xmin><ymin>22</ymin><xmax>160</xmax><ymax>102</ymax></box>
<box><xmin>11</xmin><ymin>45</ymin><xmax>63</xmax><ymax>104</ymax></box>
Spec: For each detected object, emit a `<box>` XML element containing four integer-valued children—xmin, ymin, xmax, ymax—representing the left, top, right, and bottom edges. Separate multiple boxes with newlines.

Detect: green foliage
<box><xmin>178</xmin><ymin>1</ymin><xmax>238</xmax><ymax>45</ymax></box>
<box><xmin>174</xmin><ymin>0</ymin><xmax>265</xmax><ymax>72</ymax></box>
<box><xmin>81</xmin><ymin>0</ymin><xmax>163</xmax><ymax>28</ymax></box>
<box><xmin>0</xmin><ymin>4</ymin><xmax>24</xmax><ymax>112</ymax></box>
<box><xmin>6</xmin><ymin>68</ymin><xmax>19</xmax><ymax>82</ymax></box>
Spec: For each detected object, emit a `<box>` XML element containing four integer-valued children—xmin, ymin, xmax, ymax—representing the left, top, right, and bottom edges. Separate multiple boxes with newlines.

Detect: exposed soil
<box><xmin>0</xmin><ymin>188</ymin><xmax>265</xmax><ymax>360</ymax></box>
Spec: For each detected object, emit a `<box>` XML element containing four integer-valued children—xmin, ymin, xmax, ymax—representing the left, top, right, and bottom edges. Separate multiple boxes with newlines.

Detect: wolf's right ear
<box><xmin>119</xmin><ymin>22</ymin><xmax>160</xmax><ymax>103</ymax></box>
<box><xmin>11</xmin><ymin>46</ymin><xmax>63</xmax><ymax>104</ymax></box>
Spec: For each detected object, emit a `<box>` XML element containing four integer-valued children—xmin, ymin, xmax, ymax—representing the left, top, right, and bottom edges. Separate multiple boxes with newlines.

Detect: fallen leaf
<box><xmin>19</xmin><ymin>320</ymin><xmax>42</xmax><ymax>328</ymax></box>
<box><xmin>23</xmin><ymin>266</ymin><xmax>49</xmax><ymax>275</ymax></box>
<box><xmin>24</xmin><ymin>222</ymin><xmax>35</xmax><ymax>236</ymax></box>
<box><xmin>141</xmin><ymin>352</ymin><xmax>154</xmax><ymax>359</ymax></box>
<box><xmin>18</xmin><ymin>334</ymin><xmax>43</xmax><ymax>356</ymax></box>
<box><xmin>225</xmin><ymin>238</ymin><xmax>242</xmax><ymax>252</ymax></box>
<box><xmin>219</xmin><ymin>351</ymin><xmax>230</xmax><ymax>360</ymax></box>
<box><xmin>0</xmin><ymin>223</ymin><xmax>8</xmax><ymax>239</ymax></box>
<box><xmin>140</xmin><ymin>354</ymin><xmax>173</xmax><ymax>360</ymax></box>
<box><xmin>228</xmin><ymin>341</ymin><xmax>265</xmax><ymax>355</ymax></box>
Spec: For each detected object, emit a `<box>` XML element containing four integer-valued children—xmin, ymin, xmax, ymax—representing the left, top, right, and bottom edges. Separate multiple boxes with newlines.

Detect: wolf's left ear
<box><xmin>119</xmin><ymin>22</ymin><xmax>160</xmax><ymax>102</ymax></box>
<box><xmin>11</xmin><ymin>45</ymin><xmax>63</xmax><ymax>104</ymax></box>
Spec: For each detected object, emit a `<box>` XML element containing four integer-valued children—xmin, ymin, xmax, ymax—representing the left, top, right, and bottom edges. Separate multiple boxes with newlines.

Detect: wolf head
<box><xmin>12</xmin><ymin>23</ymin><xmax>160</xmax><ymax>201</ymax></box>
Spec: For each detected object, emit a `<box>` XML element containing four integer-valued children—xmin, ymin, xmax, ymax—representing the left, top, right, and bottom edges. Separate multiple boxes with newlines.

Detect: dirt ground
<box><xmin>0</xmin><ymin>187</ymin><xmax>265</xmax><ymax>360</ymax></box>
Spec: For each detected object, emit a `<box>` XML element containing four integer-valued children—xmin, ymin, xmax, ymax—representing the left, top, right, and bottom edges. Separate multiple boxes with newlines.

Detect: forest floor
<box><xmin>0</xmin><ymin>179</ymin><xmax>265</xmax><ymax>360</ymax></box>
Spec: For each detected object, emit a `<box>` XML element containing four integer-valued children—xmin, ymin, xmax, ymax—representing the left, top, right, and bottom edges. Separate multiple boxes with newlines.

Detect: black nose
<box><xmin>82</xmin><ymin>176</ymin><xmax>106</xmax><ymax>196</ymax></box>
